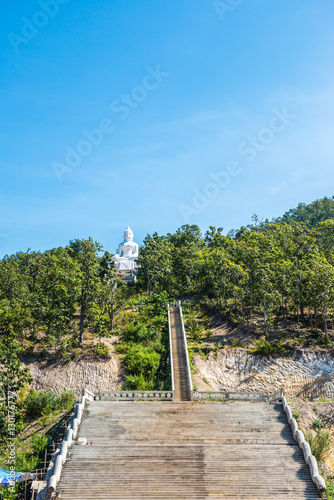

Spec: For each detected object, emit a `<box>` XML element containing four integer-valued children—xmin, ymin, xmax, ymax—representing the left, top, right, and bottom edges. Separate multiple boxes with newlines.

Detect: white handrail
<box><xmin>97</xmin><ymin>391</ymin><xmax>174</xmax><ymax>401</ymax></box>
<box><xmin>42</xmin><ymin>389</ymin><xmax>90</xmax><ymax>500</ymax></box>
<box><xmin>192</xmin><ymin>389</ymin><xmax>282</xmax><ymax>402</ymax></box>
<box><xmin>178</xmin><ymin>300</ymin><xmax>193</xmax><ymax>394</ymax></box>
<box><xmin>167</xmin><ymin>305</ymin><xmax>175</xmax><ymax>392</ymax></box>
<box><xmin>282</xmin><ymin>395</ymin><xmax>327</xmax><ymax>496</ymax></box>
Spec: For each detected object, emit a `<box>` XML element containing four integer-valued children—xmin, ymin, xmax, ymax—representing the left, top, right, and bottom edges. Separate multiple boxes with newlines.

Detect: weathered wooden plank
<box><xmin>56</xmin><ymin>401</ymin><xmax>321</xmax><ymax>499</ymax></box>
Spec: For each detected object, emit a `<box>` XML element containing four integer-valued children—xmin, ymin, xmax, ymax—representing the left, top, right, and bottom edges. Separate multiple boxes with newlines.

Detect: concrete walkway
<box><xmin>57</xmin><ymin>401</ymin><xmax>320</xmax><ymax>499</ymax></box>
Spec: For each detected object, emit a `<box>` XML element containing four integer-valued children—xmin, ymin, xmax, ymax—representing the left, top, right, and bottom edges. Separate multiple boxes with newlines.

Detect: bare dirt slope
<box><xmin>192</xmin><ymin>348</ymin><xmax>334</xmax><ymax>397</ymax></box>
<box><xmin>22</xmin><ymin>353</ymin><xmax>123</xmax><ymax>396</ymax></box>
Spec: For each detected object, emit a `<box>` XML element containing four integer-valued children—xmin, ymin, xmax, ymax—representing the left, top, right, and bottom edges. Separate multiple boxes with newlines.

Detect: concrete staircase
<box><xmin>57</xmin><ymin>400</ymin><xmax>321</xmax><ymax>499</ymax></box>
<box><xmin>169</xmin><ymin>306</ymin><xmax>192</xmax><ymax>401</ymax></box>
<box><xmin>54</xmin><ymin>306</ymin><xmax>321</xmax><ymax>499</ymax></box>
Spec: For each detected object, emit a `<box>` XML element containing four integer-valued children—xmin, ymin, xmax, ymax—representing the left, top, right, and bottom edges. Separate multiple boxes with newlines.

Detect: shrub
<box><xmin>251</xmin><ymin>339</ymin><xmax>273</xmax><ymax>355</ymax></box>
<box><xmin>326</xmin><ymin>482</ymin><xmax>334</xmax><ymax>500</ymax></box>
<box><xmin>93</xmin><ymin>342</ymin><xmax>111</xmax><ymax>359</ymax></box>
<box><xmin>31</xmin><ymin>433</ymin><xmax>49</xmax><ymax>454</ymax></box>
<box><xmin>25</xmin><ymin>390</ymin><xmax>76</xmax><ymax>419</ymax></box>
<box><xmin>125</xmin><ymin>374</ymin><xmax>154</xmax><ymax>391</ymax></box>
<box><xmin>250</xmin><ymin>339</ymin><xmax>287</xmax><ymax>356</ymax></box>
<box><xmin>123</xmin><ymin>322</ymin><xmax>157</xmax><ymax>344</ymax></box>
<box><xmin>15</xmin><ymin>450</ymin><xmax>40</xmax><ymax>472</ymax></box>
<box><xmin>57</xmin><ymin>391</ymin><xmax>76</xmax><ymax>411</ymax></box>
<box><xmin>292</xmin><ymin>408</ymin><xmax>301</xmax><ymax>420</ymax></box>
<box><xmin>124</xmin><ymin>345</ymin><xmax>160</xmax><ymax>381</ymax></box>
<box><xmin>313</xmin><ymin>417</ymin><xmax>324</xmax><ymax>430</ymax></box>
<box><xmin>204</xmin><ymin>329</ymin><xmax>213</xmax><ymax>340</ymax></box>
<box><xmin>187</xmin><ymin>348</ymin><xmax>194</xmax><ymax>366</ymax></box>
<box><xmin>187</xmin><ymin>318</ymin><xmax>203</xmax><ymax>342</ymax></box>
<box><xmin>114</xmin><ymin>343</ymin><xmax>129</xmax><ymax>354</ymax></box>
<box><xmin>145</xmin><ymin>292</ymin><xmax>169</xmax><ymax>317</ymax></box>
<box><xmin>229</xmin><ymin>337</ymin><xmax>246</xmax><ymax>348</ymax></box>
<box><xmin>26</xmin><ymin>390</ymin><xmax>58</xmax><ymax>419</ymax></box>
<box><xmin>110</xmin><ymin>327</ymin><xmax>122</xmax><ymax>336</ymax></box>
<box><xmin>305</xmin><ymin>428</ymin><xmax>332</xmax><ymax>461</ymax></box>
<box><xmin>57</xmin><ymin>335</ymin><xmax>74</xmax><ymax>359</ymax></box>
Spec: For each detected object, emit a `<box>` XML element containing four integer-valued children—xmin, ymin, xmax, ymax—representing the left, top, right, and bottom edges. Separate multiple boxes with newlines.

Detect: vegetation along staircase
<box><xmin>53</xmin><ymin>302</ymin><xmax>322</xmax><ymax>500</ymax></box>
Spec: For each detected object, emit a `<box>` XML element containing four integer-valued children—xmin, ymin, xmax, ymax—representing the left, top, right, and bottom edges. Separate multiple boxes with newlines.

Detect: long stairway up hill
<box><xmin>169</xmin><ymin>306</ymin><xmax>192</xmax><ymax>401</ymax></box>
<box><xmin>53</xmin><ymin>304</ymin><xmax>321</xmax><ymax>500</ymax></box>
<box><xmin>57</xmin><ymin>400</ymin><xmax>320</xmax><ymax>500</ymax></box>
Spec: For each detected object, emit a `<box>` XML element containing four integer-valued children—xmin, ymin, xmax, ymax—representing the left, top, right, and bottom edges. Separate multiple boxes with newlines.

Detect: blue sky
<box><xmin>1</xmin><ymin>0</ymin><xmax>334</xmax><ymax>256</ymax></box>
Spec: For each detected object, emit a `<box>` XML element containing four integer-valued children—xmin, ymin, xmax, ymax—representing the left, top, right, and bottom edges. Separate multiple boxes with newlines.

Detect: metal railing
<box><xmin>192</xmin><ymin>389</ymin><xmax>282</xmax><ymax>402</ymax></box>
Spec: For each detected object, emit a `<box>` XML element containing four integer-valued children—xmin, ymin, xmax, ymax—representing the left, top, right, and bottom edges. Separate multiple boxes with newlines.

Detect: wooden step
<box><xmin>56</xmin><ymin>401</ymin><xmax>321</xmax><ymax>499</ymax></box>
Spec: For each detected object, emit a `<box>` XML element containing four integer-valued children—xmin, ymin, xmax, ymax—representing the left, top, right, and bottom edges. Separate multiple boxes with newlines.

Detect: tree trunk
<box><xmin>297</xmin><ymin>257</ymin><xmax>305</xmax><ymax>322</ymax></box>
<box><xmin>323</xmin><ymin>284</ymin><xmax>328</xmax><ymax>346</ymax></box>
<box><xmin>263</xmin><ymin>297</ymin><xmax>267</xmax><ymax>336</ymax></box>
<box><xmin>241</xmin><ymin>299</ymin><xmax>245</xmax><ymax>326</ymax></box>
<box><xmin>300</xmin><ymin>304</ymin><xmax>305</xmax><ymax>322</ymax></box>
<box><xmin>57</xmin><ymin>325</ymin><xmax>61</xmax><ymax>352</ymax></box>
<box><xmin>314</xmin><ymin>304</ymin><xmax>317</xmax><ymax>327</ymax></box>
<box><xmin>111</xmin><ymin>305</ymin><xmax>114</xmax><ymax>332</ymax></box>
<box><xmin>79</xmin><ymin>301</ymin><xmax>86</xmax><ymax>345</ymax></box>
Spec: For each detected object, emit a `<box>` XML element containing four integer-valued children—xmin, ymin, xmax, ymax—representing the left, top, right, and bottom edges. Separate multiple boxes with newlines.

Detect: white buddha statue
<box><xmin>112</xmin><ymin>227</ymin><xmax>138</xmax><ymax>270</ymax></box>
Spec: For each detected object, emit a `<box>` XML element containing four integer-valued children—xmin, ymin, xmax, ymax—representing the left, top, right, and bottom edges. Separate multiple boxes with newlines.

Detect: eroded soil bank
<box><xmin>22</xmin><ymin>353</ymin><xmax>123</xmax><ymax>396</ymax></box>
<box><xmin>22</xmin><ymin>348</ymin><xmax>334</xmax><ymax>399</ymax></box>
<box><xmin>192</xmin><ymin>348</ymin><xmax>334</xmax><ymax>398</ymax></box>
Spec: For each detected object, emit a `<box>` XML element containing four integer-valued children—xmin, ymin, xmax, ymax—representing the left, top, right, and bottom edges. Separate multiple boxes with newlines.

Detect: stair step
<box><xmin>56</xmin><ymin>401</ymin><xmax>320</xmax><ymax>500</ymax></box>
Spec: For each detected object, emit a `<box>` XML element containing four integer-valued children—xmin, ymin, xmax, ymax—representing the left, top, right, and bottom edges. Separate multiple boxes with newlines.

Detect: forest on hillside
<box><xmin>0</xmin><ymin>196</ymin><xmax>333</xmax><ymax>356</ymax></box>
<box><xmin>0</xmin><ymin>196</ymin><xmax>334</xmax><ymax>364</ymax></box>
<box><xmin>139</xmin><ymin>196</ymin><xmax>334</xmax><ymax>344</ymax></box>
<box><xmin>0</xmin><ymin>196</ymin><xmax>334</xmax><ymax>497</ymax></box>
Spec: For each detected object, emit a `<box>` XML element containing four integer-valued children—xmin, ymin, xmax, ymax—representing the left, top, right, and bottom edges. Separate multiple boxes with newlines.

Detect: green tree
<box><xmin>37</xmin><ymin>248</ymin><xmax>81</xmax><ymax>346</ymax></box>
<box><xmin>68</xmin><ymin>238</ymin><xmax>103</xmax><ymax>345</ymax></box>
<box><xmin>278</xmin><ymin>196</ymin><xmax>334</xmax><ymax>228</ymax></box>
<box><xmin>311</xmin><ymin>256</ymin><xmax>334</xmax><ymax>345</ymax></box>
<box><xmin>0</xmin><ymin>330</ymin><xmax>32</xmax><ymax>443</ymax></box>
<box><xmin>138</xmin><ymin>233</ymin><xmax>173</xmax><ymax>294</ymax></box>
<box><xmin>99</xmin><ymin>263</ymin><xmax>125</xmax><ymax>332</ymax></box>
